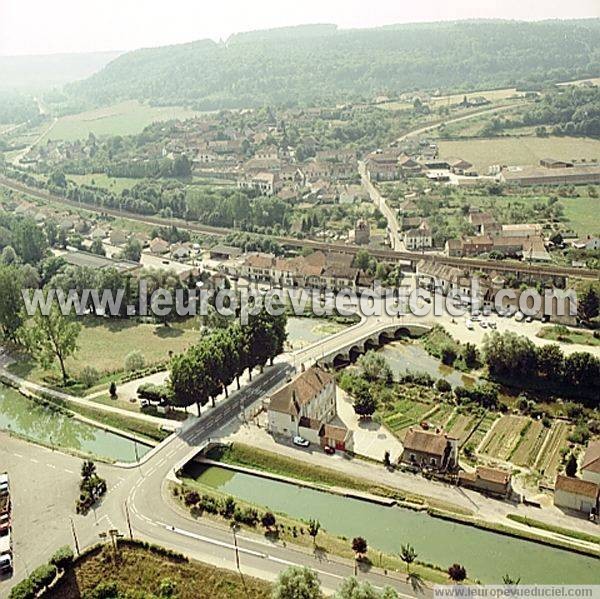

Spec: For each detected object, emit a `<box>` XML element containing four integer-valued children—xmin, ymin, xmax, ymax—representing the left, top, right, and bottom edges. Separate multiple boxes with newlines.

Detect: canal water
<box><xmin>0</xmin><ymin>383</ymin><xmax>151</xmax><ymax>462</ymax></box>
<box><xmin>192</xmin><ymin>465</ymin><xmax>600</xmax><ymax>584</ymax></box>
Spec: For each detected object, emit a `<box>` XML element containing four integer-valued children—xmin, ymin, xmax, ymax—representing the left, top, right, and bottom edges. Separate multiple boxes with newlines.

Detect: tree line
<box><xmin>169</xmin><ymin>309</ymin><xmax>287</xmax><ymax>414</ymax></box>
<box><xmin>482</xmin><ymin>331</ymin><xmax>599</xmax><ymax>406</ymax></box>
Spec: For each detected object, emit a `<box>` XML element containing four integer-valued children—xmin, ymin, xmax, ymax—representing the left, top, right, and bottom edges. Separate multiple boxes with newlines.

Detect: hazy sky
<box><xmin>1</xmin><ymin>0</ymin><xmax>599</xmax><ymax>56</ymax></box>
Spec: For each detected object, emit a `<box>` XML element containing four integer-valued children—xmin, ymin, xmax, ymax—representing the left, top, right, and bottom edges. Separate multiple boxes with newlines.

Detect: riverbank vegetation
<box><xmin>174</xmin><ymin>478</ymin><xmax>452</xmax><ymax>585</ymax></box>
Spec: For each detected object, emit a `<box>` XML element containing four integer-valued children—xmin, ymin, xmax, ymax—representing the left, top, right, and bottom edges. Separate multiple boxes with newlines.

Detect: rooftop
<box><xmin>555</xmin><ymin>474</ymin><xmax>599</xmax><ymax>498</ymax></box>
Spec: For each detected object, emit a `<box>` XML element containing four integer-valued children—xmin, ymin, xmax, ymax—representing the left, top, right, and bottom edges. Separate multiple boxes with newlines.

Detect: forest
<box><xmin>67</xmin><ymin>20</ymin><xmax>600</xmax><ymax>110</ymax></box>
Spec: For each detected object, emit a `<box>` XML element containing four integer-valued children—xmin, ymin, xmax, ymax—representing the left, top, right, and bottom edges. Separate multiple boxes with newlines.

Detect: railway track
<box><xmin>1</xmin><ymin>175</ymin><xmax>597</xmax><ymax>281</ymax></box>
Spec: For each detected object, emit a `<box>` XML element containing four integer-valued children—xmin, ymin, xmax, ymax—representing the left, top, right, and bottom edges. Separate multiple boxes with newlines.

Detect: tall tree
<box><xmin>23</xmin><ymin>304</ymin><xmax>81</xmax><ymax>384</ymax></box>
<box><xmin>0</xmin><ymin>264</ymin><xmax>25</xmax><ymax>342</ymax></box>
<box><xmin>272</xmin><ymin>566</ymin><xmax>322</xmax><ymax>599</ymax></box>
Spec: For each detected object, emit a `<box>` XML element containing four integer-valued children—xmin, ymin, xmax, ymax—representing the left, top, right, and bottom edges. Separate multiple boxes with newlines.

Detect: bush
<box><xmin>184</xmin><ymin>490</ymin><xmax>200</xmax><ymax>506</ymax></box>
<box><xmin>80</xmin><ymin>366</ymin><xmax>100</xmax><ymax>388</ymax></box>
<box><xmin>125</xmin><ymin>350</ymin><xmax>145</xmax><ymax>372</ymax></box>
<box><xmin>440</xmin><ymin>344</ymin><xmax>457</xmax><ymax>366</ymax></box>
<box><xmin>9</xmin><ymin>579</ymin><xmax>36</xmax><ymax>599</ymax></box>
<box><xmin>138</xmin><ymin>383</ymin><xmax>168</xmax><ymax>403</ymax></box>
<box><xmin>29</xmin><ymin>563</ymin><xmax>57</xmax><ymax>592</ymax></box>
<box><xmin>50</xmin><ymin>545</ymin><xmax>74</xmax><ymax>570</ymax></box>
<box><xmin>435</xmin><ymin>379</ymin><xmax>452</xmax><ymax>393</ymax></box>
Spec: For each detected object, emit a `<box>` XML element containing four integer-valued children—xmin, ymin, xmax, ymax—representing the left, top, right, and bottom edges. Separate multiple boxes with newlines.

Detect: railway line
<box><xmin>1</xmin><ymin>175</ymin><xmax>597</xmax><ymax>281</ymax></box>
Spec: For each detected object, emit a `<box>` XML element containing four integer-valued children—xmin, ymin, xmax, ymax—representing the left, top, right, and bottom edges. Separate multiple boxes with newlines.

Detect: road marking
<box><xmin>13</xmin><ymin>453</ymin><xmax>22</xmax><ymax>459</ymax></box>
<box><xmin>64</xmin><ymin>469</ymin><xmax>74</xmax><ymax>474</ymax></box>
<box><xmin>29</xmin><ymin>458</ymin><xmax>38</xmax><ymax>464</ymax></box>
<box><xmin>47</xmin><ymin>464</ymin><xmax>56</xmax><ymax>469</ymax></box>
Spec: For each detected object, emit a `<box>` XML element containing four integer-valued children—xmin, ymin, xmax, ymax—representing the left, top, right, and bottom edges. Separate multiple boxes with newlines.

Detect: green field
<box><xmin>40</xmin><ymin>100</ymin><xmax>204</xmax><ymax>142</ymax></box>
<box><xmin>438</xmin><ymin>136</ymin><xmax>600</xmax><ymax>172</ymax></box>
<box><xmin>67</xmin><ymin>173</ymin><xmax>140</xmax><ymax>194</ymax></box>
<box><xmin>560</xmin><ymin>194</ymin><xmax>600</xmax><ymax>237</ymax></box>
<box><xmin>11</xmin><ymin>317</ymin><xmax>200</xmax><ymax>384</ymax></box>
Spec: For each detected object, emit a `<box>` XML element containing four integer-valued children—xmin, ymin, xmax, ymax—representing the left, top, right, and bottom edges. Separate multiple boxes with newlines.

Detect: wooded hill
<box><xmin>68</xmin><ymin>20</ymin><xmax>600</xmax><ymax>110</ymax></box>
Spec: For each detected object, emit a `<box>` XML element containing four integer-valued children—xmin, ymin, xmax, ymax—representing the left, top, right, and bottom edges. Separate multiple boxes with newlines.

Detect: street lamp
<box><xmin>230</xmin><ymin>522</ymin><xmax>241</xmax><ymax>571</ymax></box>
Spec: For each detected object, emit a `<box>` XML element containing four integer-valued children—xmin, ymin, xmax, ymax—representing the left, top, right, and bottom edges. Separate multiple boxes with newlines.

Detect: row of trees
<box><xmin>482</xmin><ymin>331</ymin><xmax>599</xmax><ymax>405</ymax></box>
<box><xmin>169</xmin><ymin>310</ymin><xmax>287</xmax><ymax>413</ymax></box>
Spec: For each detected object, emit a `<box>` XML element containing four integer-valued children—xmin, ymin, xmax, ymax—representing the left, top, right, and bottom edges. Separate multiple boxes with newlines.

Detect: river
<box><xmin>192</xmin><ymin>465</ymin><xmax>599</xmax><ymax>584</ymax></box>
<box><xmin>376</xmin><ymin>340</ymin><xmax>477</xmax><ymax>388</ymax></box>
<box><xmin>0</xmin><ymin>383</ymin><xmax>151</xmax><ymax>462</ymax></box>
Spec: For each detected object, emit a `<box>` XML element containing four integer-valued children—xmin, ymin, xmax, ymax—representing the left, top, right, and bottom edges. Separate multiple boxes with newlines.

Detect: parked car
<box><xmin>0</xmin><ymin>473</ymin><xmax>8</xmax><ymax>497</ymax></box>
<box><xmin>293</xmin><ymin>436</ymin><xmax>310</xmax><ymax>448</ymax></box>
<box><xmin>479</xmin><ymin>321</ymin><xmax>488</xmax><ymax>329</ymax></box>
<box><xmin>488</xmin><ymin>321</ymin><xmax>497</xmax><ymax>329</ymax></box>
<box><xmin>0</xmin><ymin>513</ymin><xmax>10</xmax><ymax>535</ymax></box>
<box><xmin>139</xmin><ymin>399</ymin><xmax>150</xmax><ymax>409</ymax></box>
<box><xmin>465</xmin><ymin>319</ymin><xmax>474</xmax><ymax>330</ymax></box>
<box><xmin>525</xmin><ymin>316</ymin><xmax>534</xmax><ymax>323</ymax></box>
<box><xmin>515</xmin><ymin>311</ymin><xmax>525</xmax><ymax>322</ymax></box>
<box><xmin>323</xmin><ymin>445</ymin><xmax>335</xmax><ymax>455</ymax></box>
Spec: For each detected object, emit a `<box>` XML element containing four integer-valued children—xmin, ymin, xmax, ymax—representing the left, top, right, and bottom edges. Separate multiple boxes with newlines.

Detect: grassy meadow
<box><xmin>40</xmin><ymin>100</ymin><xmax>204</xmax><ymax>141</ymax></box>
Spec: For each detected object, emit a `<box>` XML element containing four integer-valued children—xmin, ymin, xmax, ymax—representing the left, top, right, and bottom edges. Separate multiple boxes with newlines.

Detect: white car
<box><xmin>465</xmin><ymin>319</ymin><xmax>474</xmax><ymax>330</ymax></box>
<box><xmin>293</xmin><ymin>436</ymin><xmax>310</xmax><ymax>448</ymax></box>
<box><xmin>515</xmin><ymin>311</ymin><xmax>525</xmax><ymax>322</ymax></box>
<box><xmin>479</xmin><ymin>320</ymin><xmax>488</xmax><ymax>329</ymax></box>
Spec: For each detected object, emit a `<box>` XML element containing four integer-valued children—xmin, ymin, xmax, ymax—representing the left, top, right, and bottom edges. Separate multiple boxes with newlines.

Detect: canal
<box><xmin>0</xmin><ymin>383</ymin><xmax>151</xmax><ymax>462</ymax></box>
<box><xmin>190</xmin><ymin>464</ymin><xmax>600</xmax><ymax>584</ymax></box>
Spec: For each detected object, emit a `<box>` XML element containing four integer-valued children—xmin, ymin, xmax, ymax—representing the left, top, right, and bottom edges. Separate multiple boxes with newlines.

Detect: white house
<box><xmin>404</xmin><ymin>225</ymin><xmax>432</xmax><ymax>250</ymax></box>
<box><xmin>581</xmin><ymin>441</ymin><xmax>600</xmax><ymax>486</ymax></box>
<box><xmin>554</xmin><ymin>474</ymin><xmax>599</xmax><ymax>515</ymax></box>
<box><xmin>267</xmin><ymin>367</ymin><xmax>352</xmax><ymax>451</ymax></box>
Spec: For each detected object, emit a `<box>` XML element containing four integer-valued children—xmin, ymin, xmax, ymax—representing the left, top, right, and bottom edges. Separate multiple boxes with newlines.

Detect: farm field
<box><xmin>39</xmin><ymin>100</ymin><xmax>204</xmax><ymax>142</ymax></box>
<box><xmin>467</xmin><ymin>412</ymin><xmax>497</xmax><ymax>451</ymax></box>
<box><xmin>535</xmin><ymin>420</ymin><xmax>571</xmax><ymax>482</ymax></box>
<box><xmin>479</xmin><ymin>415</ymin><xmax>529</xmax><ymax>461</ymax></box>
<box><xmin>426</xmin><ymin>403</ymin><xmax>454</xmax><ymax>428</ymax></box>
<box><xmin>446</xmin><ymin>412</ymin><xmax>479</xmax><ymax>446</ymax></box>
<box><xmin>381</xmin><ymin>398</ymin><xmax>432</xmax><ymax>441</ymax></box>
<box><xmin>510</xmin><ymin>420</ymin><xmax>549</xmax><ymax>468</ymax></box>
<box><xmin>437</xmin><ymin>136</ymin><xmax>600</xmax><ymax>172</ymax></box>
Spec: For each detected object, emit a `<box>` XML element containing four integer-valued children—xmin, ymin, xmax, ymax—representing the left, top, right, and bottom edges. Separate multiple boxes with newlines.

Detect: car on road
<box><xmin>0</xmin><ymin>533</ymin><xmax>12</xmax><ymax>575</ymax></box>
<box><xmin>323</xmin><ymin>445</ymin><xmax>335</xmax><ymax>455</ymax></box>
<box><xmin>292</xmin><ymin>436</ymin><xmax>310</xmax><ymax>448</ymax></box>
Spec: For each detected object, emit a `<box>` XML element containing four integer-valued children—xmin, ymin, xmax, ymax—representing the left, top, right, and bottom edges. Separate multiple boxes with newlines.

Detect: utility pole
<box><xmin>231</xmin><ymin>523</ymin><xmax>240</xmax><ymax>571</ymax></box>
<box><xmin>124</xmin><ymin>501</ymin><xmax>133</xmax><ymax>540</ymax></box>
<box><xmin>70</xmin><ymin>518</ymin><xmax>80</xmax><ymax>556</ymax></box>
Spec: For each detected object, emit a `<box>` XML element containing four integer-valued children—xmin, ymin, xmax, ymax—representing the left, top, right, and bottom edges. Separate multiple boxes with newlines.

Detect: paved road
<box><xmin>362</xmin><ymin>103</ymin><xmax>521</xmax><ymax>253</ymax></box>
<box><xmin>0</xmin><ymin>362</ymin><xmax>428</xmax><ymax>597</ymax></box>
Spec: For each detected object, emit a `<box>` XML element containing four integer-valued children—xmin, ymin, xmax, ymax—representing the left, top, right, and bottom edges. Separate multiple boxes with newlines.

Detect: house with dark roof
<box><xmin>267</xmin><ymin>367</ymin><xmax>353</xmax><ymax>451</ymax></box>
<box><xmin>458</xmin><ymin>466</ymin><xmax>512</xmax><ymax>498</ymax></box>
<box><xmin>400</xmin><ymin>427</ymin><xmax>458</xmax><ymax>472</ymax></box>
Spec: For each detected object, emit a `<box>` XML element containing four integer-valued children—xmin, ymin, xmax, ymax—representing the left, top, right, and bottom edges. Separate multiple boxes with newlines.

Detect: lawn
<box><xmin>39</xmin><ymin>100</ymin><xmax>204</xmax><ymax>142</ymax></box>
<box><xmin>49</xmin><ymin>542</ymin><xmax>272</xmax><ymax>599</ymax></box>
<box><xmin>479</xmin><ymin>415</ymin><xmax>529</xmax><ymax>461</ymax></box>
<box><xmin>437</xmin><ymin>136</ymin><xmax>600</xmax><ymax>172</ymax></box>
<box><xmin>11</xmin><ymin>316</ymin><xmax>199</xmax><ymax>384</ymax></box>
<box><xmin>537</xmin><ymin>326</ymin><xmax>600</xmax><ymax>347</ymax></box>
<box><xmin>67</xmin><ymin>173</ymin><xmax>140</xmax><ymax>194</ymax></box>
<box><xmin>558</xmin><ymin>194</ymin><xmax>600</xmax><ymax>237</ymax></box>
